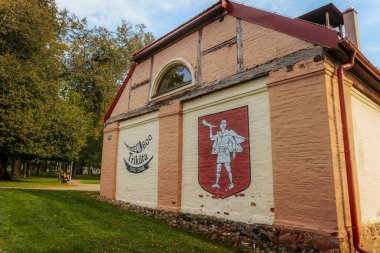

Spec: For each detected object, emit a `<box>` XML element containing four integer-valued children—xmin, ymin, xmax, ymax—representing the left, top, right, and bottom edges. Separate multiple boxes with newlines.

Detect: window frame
<box><xmin>150</xmin><ymin>58</ymin><xmax>195</xmax><ymax>101</ymax></box>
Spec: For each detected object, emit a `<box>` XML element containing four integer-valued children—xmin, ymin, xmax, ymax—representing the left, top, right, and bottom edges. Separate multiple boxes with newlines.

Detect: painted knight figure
<box><xmin>198</xmin><ymin>106</ymin><xmax>251</xmax><ymax>198</ymax></box>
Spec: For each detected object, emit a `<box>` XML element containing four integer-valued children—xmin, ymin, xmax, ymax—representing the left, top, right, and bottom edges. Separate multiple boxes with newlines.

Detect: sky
<box><xmin>56</xmin><ymin>0</ymin><xmax>380</xmax><ymax>67</ymax></box>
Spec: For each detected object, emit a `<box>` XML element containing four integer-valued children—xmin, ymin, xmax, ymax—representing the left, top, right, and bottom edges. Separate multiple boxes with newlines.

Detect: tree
<box><xmin>0</xmin><ymin>0</ymin><xmax>63</xmax><ymax>178</ymax></box>
<box><xmin>0</xmin><ymin>0</ymin><xmax>154</xmax><ymax>179</ymax></box>
<box><xmin>62</xmin><ymin>18</ymin><xmax>154</xmax><ymax>168</ymax></box>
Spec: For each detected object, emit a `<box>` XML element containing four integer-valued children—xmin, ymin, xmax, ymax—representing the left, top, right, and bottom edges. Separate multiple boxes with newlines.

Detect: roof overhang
<box><xmin>227</xmin><ymin>1</ymin><xmax>338</xmax><ymax>48</ymax></box>
<box><xmin>133</xmin><ymin>1</ymin><xmax>340</xmax><ymax>63</ymax></box>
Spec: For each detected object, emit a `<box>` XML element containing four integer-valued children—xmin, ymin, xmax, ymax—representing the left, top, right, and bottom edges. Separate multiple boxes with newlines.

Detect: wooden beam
<box><xmin>201</xmin><ymin>37</ymin><xmax>237</xmax><ymax>56</ymax></box>
<box><xmin>196</xmin><ymin>29</ymin><xmax>203</xmax><ymax>86</ymax></box>
<box><xmin>131</xmin><ymin>78</ymin><xmax>150</xmax><ymax>90</ymax></box>
<box><xmin>236</xmin><ymin>18</ymin><xmax>244</xmax><ymax>72</ymax></box>
<box><xmin>148</xmin><ymin>56</ymin><xmax>154</xmax><ymax>100</ymax></box>
<box><xmin>325</xmin><ymin>11</ymin><xmax>331</xmax><ymax>27</ymax></box>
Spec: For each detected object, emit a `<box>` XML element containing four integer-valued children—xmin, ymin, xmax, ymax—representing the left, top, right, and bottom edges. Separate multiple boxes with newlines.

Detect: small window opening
<box><xmin>154</xmin><ymin>64</ymin><xmax>192</xmax><ymax>97</ymax></box>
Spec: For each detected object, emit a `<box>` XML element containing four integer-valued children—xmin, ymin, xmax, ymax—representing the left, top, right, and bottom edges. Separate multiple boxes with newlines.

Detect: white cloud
<box><xmin>56</xmin><ymin>0</ymin><xmax>217</xmax><ymax>32</ymax></box>
<box><xmin>56</xmin><ymin>0</ymin><xmax>152</xmax><ymax>29</ymax></box>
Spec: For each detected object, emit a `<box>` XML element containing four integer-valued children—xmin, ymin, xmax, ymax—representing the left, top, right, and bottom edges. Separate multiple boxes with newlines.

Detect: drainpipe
<box><xmin>337</xmin><ymin>39</ymin><xmax>367</xmax><ymax>253</ymax></box>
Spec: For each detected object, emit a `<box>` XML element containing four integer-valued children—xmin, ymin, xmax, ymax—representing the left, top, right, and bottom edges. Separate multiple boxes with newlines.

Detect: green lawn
<box><xmin>0</xmin><ymin>190</ymin><xmax>232</xmax><ymax>253</ymax></box>
<box><xmin>0</xmin><ymin>173</ymin><xmax>66</xmax><ymax>188</ymax></box>
<box><xmin>72</xmin><ymin>174</ymin><xmax>100</xmax><ymax>184</ymax></box>
<box><xmin>0</xmin><ymin>173</ymin><xmax>100</xmax><ymax>188</ymax></box>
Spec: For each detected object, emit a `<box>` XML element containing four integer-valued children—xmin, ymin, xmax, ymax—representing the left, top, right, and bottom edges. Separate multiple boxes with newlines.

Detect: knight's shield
<box><xmin>198</xmin><ymin>106</ymin><xmax>251</xmax><ymax>198</ymax></box>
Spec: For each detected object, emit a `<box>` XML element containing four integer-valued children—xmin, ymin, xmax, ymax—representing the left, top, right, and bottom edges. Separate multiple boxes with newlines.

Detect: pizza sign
<box><xmin>198</xmin><ymin>106</ymin><xmax>251</xmax><ymax>198</ymax></box>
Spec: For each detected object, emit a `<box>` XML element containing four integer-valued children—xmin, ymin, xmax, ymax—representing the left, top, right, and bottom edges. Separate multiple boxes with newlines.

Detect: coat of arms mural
<box><xmin>198</xmin><ymin>106</ymin><xmax>251</xmax><ymax>198</ymax></box>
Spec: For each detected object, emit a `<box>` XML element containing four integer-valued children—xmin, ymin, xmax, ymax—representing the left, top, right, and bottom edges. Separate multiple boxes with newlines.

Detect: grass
<box><xmin>0</xmin><ymin>173</ymin><xmax>100</xmax><ymax>188</ymax></box>
<box><xmin>0</xmin><ymin>173</ymin><xmax>66</xmax><ymax>188</ymax></box>
<box><xmin>0</xmin><ymin>190</ymin><xmax>233</xmax><ymax>253</ymax></box>
<box><xmin>71</xmin><ymin>174</ymin><xmax>100</xmax><ymax>184</ymax></box>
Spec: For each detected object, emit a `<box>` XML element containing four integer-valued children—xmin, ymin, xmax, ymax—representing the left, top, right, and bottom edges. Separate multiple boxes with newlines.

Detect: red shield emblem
<box><xmin>198</xmin><ymin>106</ymin><xmax>251</xmax><ymax>199</ymax></box>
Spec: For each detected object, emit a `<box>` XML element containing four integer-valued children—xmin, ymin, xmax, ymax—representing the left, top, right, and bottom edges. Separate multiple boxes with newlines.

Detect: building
<box><xmin>100</xmin><ymin>1</ymin><xmax>380</xmax><ymax>251</ymax></box>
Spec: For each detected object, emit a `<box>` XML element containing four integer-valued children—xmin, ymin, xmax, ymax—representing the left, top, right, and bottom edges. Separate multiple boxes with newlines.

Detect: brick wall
<box><xmin>324</xmin><ymin>60</ymin><xmax>352</xmax><ymax>252</ymax></box>
<box><xmin>132</xmin><ymin>59</ymin><xmax>151</xmax><ymax>86</ymax></box>
<box><xmin>108</xmin><ymin>15</ymin><xmax>318</xmax><ymax>118</ymax></box>
<box><xmin>202</xmin><ymin>14</ymin><xmax>236</xmax><ymax>50</ymax></box>
<box><xmin>242</xmin><ymin>21</ymin><xmax>313</xmax><ymax>70</ymax></box>
<box><xmin>157</xmin><ymin>102</ymin><xmax>183</xmax><ymax>211</ymax></box>
<box><xmin>100</xmin><ymin>122</ymin><xmax>120</xmax><ymax>199</ymax></box>
<box><xmin>151</xmin><ymin>32</ymin><xmax>198</xmax><ymax>85</ymax></box>
<box><xmin>128</xmin><ymin>61</ymin><xmax>151</xmax><ymax>111</ymax></box>
<box><xmin>268</xmin><ymin>58</ymin><xmax>339</xmax><ymax>233</ymax></box>
<box><xmin>110</xmin><ymin>80</ymin><xmax>131</xmax><ymax>117</ymax></box>
<box><xmin>129</xmin><ymin>83</ymin><xmax>150</xmax><ymax>111</ymax></box>
<box><xmin>201</xmin><ymin>44</ymin><xmax>237</xmax><ymax>84</ymax></box>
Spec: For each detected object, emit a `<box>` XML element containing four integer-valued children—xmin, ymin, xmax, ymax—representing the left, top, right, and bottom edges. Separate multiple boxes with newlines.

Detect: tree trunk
<box><xmin>72</xmin><ymin>164</ymin><xmax>77</xmax><ymax>176</ymax></box>
<box><xmin>23</xmin><ymin>161</ymin><xmax>27</xmax><ymax>179</ymax></box>
<box><xmin>0</xmin><ymin>154</ymin><xmax>10</xmax><ymax>180</ymax></box>
<box><xmin>11</xmin><ymin>159</ymin><xmax>21</xmax><ymax>180</ymax></box>
<box><xmin>26</xmin><ymin>161</ymin><xmax>32</xmax><ymax>178</ymax></box>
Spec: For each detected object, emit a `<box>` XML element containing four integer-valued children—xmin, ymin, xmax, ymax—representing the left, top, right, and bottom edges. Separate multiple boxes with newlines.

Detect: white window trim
<box><xmin>149</xmin><ymin>57</ymin><xmax>195</xmax><ymax>101</ymax></box>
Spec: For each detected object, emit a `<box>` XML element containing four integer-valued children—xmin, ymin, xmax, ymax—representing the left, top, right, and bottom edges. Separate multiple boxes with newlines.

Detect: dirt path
<box><xmin>0</xmin><ymin>180</ymin><xmax>99</xmax><ymax>191</ymax></box>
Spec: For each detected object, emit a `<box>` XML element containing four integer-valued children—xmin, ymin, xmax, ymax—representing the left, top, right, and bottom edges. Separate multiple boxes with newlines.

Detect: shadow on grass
<box><xmin>0</xmin><ymin>189</ymin><xmax>234</xmax><ymax>253</ymax></box>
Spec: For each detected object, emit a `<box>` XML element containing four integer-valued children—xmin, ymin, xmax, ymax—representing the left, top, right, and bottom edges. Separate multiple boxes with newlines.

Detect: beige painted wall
<box><xmin>351</xmin><ymin>89</ymin><xmax>380</xmax><ymax>224</ymax></box>
<box><xmin>182</xmin><ymin>77</ymin><xmax>274</xmax><ymax>224</ymax></box>
<box><xmin>115</xmin><ymin>111</ymin><xmax>159</xmax><ymax>208</ymax></box>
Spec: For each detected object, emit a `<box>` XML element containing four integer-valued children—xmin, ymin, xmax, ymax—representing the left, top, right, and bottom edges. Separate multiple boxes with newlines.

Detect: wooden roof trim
<box><xmin>226</xmin><ymin>1</ymin><xmax>339</xmax><ymax>48</ymax></box>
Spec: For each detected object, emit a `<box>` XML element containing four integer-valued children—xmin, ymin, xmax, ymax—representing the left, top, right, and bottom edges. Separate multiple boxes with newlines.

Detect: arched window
<box><xmin>155</xmin><ymin>65</ymin><xmax>192</xmax><ymax>97</ymax></box>
<box><xmin>151</xmin><ymin>58</ymin><xmax>194</xmax><ymax>100</ymax></box>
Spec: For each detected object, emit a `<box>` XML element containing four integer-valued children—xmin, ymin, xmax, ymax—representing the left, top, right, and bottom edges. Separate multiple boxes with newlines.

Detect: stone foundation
<box><xmin>364</xmin><ymin>223</ymin><xmax>380</xmax><ymax>252</ymax></box>
<box><xmin>95</xmin><ymin>194</ymin><xmax>340</xmax><ymax>252</ymax></box>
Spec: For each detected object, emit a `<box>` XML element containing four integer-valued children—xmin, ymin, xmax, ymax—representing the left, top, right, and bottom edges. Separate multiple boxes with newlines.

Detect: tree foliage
<box><xmin>61</xmin><ymin>17</ymin><xmax>154</xmax><ymax>167</ymax></box>
<box><xmin>0</xmin><ymin>0</ymin><xmax>154</xmax><ymax>179</ymax></box>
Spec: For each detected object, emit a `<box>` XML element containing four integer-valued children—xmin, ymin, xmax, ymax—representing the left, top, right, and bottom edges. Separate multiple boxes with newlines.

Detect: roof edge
<box><xmin>133</xmin><ymin>2</ymin><xmax>224</xmax><ymax>62</ymax></box>
<box><xmin>340</xmin><ymin>38</ymin><xmax>380</xmax><ymax>84</ymax></box>
<box><xmin>227</xmin><ymin>1</ymin><xmax>339</xmax><ymax>48</ymax></box>
<box><xmin>133</xmin><ymin>1</ymin><xmax>340</xmax><ymax>63</ymax></box>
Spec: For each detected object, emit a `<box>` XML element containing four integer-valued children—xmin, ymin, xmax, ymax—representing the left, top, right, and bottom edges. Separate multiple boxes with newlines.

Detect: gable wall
<box><xmin>152</xmin><ymin>31</ymin><xmax>199</xmax><ymax>88</ymax></box>
<box><xmin>110</xmin><ymin>80</ymin><xmax>131</xmax><ymax>118</ymax></box>
<box><xmin>107</xmin><ymin>14</ymin><xmax>316</xmax><ymax>118</ymax></box>
<box><xmin>243</xmin><ymin>21</ymin><xmax>314</xmax><ymax>69</ymax></box>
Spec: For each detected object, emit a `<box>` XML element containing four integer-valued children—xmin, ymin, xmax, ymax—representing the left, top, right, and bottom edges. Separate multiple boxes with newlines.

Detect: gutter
<box><xmin>337</xmin><ymin>39</ymin><xmax>368</xmax><ymax>253</ymax></box>
<box><xmin>347</xmin><ymin>43</ymin><xmax>380</xmax><ymax>84</ymax></box>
